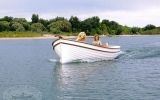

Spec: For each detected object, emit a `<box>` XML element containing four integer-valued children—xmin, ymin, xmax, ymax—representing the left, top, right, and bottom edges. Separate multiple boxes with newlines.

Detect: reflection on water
<box><xmin>53</xmin><ymin>61</ymin><xmax>120</xmax><ymax>100</ymax></box>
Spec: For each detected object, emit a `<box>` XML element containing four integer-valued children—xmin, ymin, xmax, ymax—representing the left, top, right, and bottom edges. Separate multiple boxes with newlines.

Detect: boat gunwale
<box><xmin>52</xmin><ymin>39</ymin><xmax>120</xmax><ymax>53</ymax></box>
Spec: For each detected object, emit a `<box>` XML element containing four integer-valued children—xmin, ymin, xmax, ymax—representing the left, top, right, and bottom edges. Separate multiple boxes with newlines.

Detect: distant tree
<box><xmin>13</xmin><ymin>18</ymin><xmax>30</xmax><ymax>31</ymax></box>
<box><xmin>109</xmin><ymin>21</ymin><xmax>119</xmax><ymax>30</ymax></box>
<box><xmin>48</xmin><ymin>23</ymin><xmax>61</xmax><ymax>34</ymax></box>
<box><xmin>13</xmin><ymin>18</ymin><xmax>27</xmax><ymax>23</ymax></box>
<box><xmin>131</xmin><ymin>27</ymin><xmax>141</xmax><ymax>34</ymax></box>
<box><xmin>48</xmin><ymin>20</ymin><xmax>71</xmax><ymax>34</ymax></box>
<box><xmin>90</xmin><ymin>16</ymin><xmax>100</xmax><ymax>30</ymax></box>
<box><xmin>80</xmin><ymin>16</ymin><xmax>100</xmax><ymax>35</ymax></box>
<box><xmin>101</xmin><ymin>19</ymin><xmax>110</xmax><ymax>27</ymax></box>
<box><xmin>39</xmin><ymin>18</ymin><xmax>49</xmax><ymax>29</ymax></box>
<box><xmin>100</xmin><ymin>24</ymin><xmax>109</xmax><ymax>35</ymax></box>
<box><xmin>1</xmin><ymin>15</ymin><xmax>160</xmax><ymax>35</ymax></box>
<box><xmin>0</xmin><ymin>21</ymin><xmax>10</xmax><ymax>32</ymax></box>
<box><xmin>48</xmin><ymin>19</ymin><xmax>56</xmax><ymax>24</ymax></box>
<box><xmin>48</xmin><ymin>17</ymin><xmax>66</xmax><ymax>26</ymax></box>
<box><xmin>0</xmin><ymin>16</ymin><xmax>13</xmax><ymax>22</ymax></box>
<box><xmin>55</xmin><ymin>17</ymin><xmax>65</xmax><ymax>21</ymax></box>
<box><xmin>22</xmin><ymin>22</ymin><xmax>31</xmax><ymax>31</ymax></box>
<box><xmin>115</xmin><ymin>26</ymin><xmax>123</xmax><ymax>35</ymax></box>
<box><xmin>31</xmin><ymin>14</ymin><xmax>39</xmax><ymax>23</ymax></box>
<box><xmin>122</xmin><ymin>26</ymin><xmax>131</xmax><ymax>34</ymax></box>
<box><xmin>31</xmin><ymin>23</ymin><xmax>45</xmax><ymax>32</ymax></box>
<box><xmin>102</xmin><ymin>20</ymin><xmax>123</xmax><ymax>35</ymax></box>
<box><xmin>11</xmin><ymin>22</ymin><xmax>25</xmax><ymax>32</ymax></box>
<box><xmin>143</xmin><ymin>24</ymin><xmax>156</xmax><ymax>31</ymax></box>
<box><xmin>80</xmin><ymin>20</ymin><xmax>91</xmax><ymax>35</ymax></box>
<box><xmin>69</xmin><ymin>16</ymin><xmax>80</xmax><ymax>32</ymax></box>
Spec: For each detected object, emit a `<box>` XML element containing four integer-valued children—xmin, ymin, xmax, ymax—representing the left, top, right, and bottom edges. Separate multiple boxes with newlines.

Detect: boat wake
<box><xmin>72</xmin><ymin>58</ymin><xmax>112</xmax><ymax>63</ymax></box>
<box><xmin>120</xmin><ymin>46</ymin><xmax>160</xmax><ymax>60</ymax></box>
<box><xmin>48</xmin><ymin>59</ymin><xmax>59</xmax><ymax>62</ymax></box>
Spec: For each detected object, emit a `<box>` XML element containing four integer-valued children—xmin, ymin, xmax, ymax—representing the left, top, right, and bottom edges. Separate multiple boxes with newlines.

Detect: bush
<box><xmin>31</xmin><ymin>23</ymin><xmax>45</xmax><ymax>32</ymax></box>
<box><xmin>0</xmin><ymin>21</ymin><xmax>10</xmax><ymax>32</ymax></box>
<box><xmin>143</xmin><ymin>24</ymin><xmax>156</xmax><ymax>31</ymax></box>
<box><xmin>141</xmin><ymin>28</ymin><xmax>160</xmax><ymax>35</ymax></box>
<box><xmin>48</xmin><ymin>20</ymin><xmax>71</xmax><ymax>34</ymax></box>
<box><xmin>131</xmin><ymin>27</ymin><xmax>141</xmax><ymax>34</ymax></box>
<box><xmin>11</xmin><ymin>22</ymin><xmax>25</xmax><ymax>32</ymax></box>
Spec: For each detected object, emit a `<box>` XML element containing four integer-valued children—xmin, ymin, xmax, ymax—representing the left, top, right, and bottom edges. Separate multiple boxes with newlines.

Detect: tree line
<box><xmin>0</xmin><ymin>14</ymin><xmax>160</xmax><ymax>36</ymax></box>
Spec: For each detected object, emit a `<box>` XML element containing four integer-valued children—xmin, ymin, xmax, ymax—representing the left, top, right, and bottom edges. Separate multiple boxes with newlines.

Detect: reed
<box><xmin>0</xmin><ymin>31</ymin><xmax>43</xmax><ymax>37</ymax></box>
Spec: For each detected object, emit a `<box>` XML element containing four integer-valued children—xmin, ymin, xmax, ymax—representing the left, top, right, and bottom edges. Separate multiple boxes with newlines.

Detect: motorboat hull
<box><xmin>52</xmin><ymin>39</ymin><xmax>121</xmax><ymax>64</ymax></box>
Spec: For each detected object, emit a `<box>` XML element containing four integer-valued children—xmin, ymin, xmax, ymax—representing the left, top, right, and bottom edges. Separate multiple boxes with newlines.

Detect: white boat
<box><xmin>52</xmin><ymin>39</ymin><xmax>121</xmax><ymax>64</ymax></box>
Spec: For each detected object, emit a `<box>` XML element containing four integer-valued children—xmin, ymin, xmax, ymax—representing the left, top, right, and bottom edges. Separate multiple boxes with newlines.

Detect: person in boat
<box><xmin>76</xmin><ymin>32</ymin><xmax>86</xmax><ymax>42</ymax></box>
<box><xmin>92</xmin><ymin>34</ymin><xmax>108</xmax><ymax>48</ymax></box>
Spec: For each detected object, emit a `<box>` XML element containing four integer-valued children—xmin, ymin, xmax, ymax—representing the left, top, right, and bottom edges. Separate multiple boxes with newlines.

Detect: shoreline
<box><xmin>0</xmin><ymin>34</ymin><xmax>159</xmax><ymax>40</ymax></box>
<box><xmin>0</xmin><ymin>34</ymin><xmax>76</xmax><ymax>40</ymax></box>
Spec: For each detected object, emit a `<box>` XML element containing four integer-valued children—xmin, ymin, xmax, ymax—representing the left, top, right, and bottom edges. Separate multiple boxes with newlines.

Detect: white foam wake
<box><xmin>48</xmin><ymin>59</ymin><xmax>59</xmax><ymax>62</ymax></box>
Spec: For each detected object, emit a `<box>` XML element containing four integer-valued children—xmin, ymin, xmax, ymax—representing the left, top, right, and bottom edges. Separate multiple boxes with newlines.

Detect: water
<box><xmin>0</xmin><ymin>36</ymin><xmax>160</xmax><ymax>100</ymax></box>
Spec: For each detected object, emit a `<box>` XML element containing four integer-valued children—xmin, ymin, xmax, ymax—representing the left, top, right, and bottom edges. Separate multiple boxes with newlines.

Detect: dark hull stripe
<box><xmin>52</xmin><ymin>39</ymin><xmax>120</xmax><ymax>49</ymax></box>
<box><xmin>53</xmin><ymin>42</ymin><xmax>120</xmax><ymax>53</ymax></box>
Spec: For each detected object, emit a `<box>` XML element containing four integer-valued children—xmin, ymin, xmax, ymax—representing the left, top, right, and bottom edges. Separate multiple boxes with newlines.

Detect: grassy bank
<box><xmin>0</xmin><ymin>31</ymin><xmax>160</xmax><ymax>38</ymax></box>
<box><xmin>0</xmin><ymin>32</ymin><xmax>43</xmax><ymax>37</ymax></box>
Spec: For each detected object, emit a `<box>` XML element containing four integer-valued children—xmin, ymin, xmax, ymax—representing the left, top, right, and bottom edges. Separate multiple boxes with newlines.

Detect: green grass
<box><xmin>141</xmin><ymin>28</ymin><xmax>160</xmax><ymax>35</ymax></box>
<box><xmin>0</xmin><ymin>31</ymin><xmax>160</xmax><ymax>38</ymax></box>
<box><xmin>0</xmin><ymin>31</ymin><xmax>43</xmax><ymax>37</ymax></box>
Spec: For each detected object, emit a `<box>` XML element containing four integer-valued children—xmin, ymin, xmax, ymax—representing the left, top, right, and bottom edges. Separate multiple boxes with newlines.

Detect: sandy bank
<box><xmin>0</xmin><ymin>34</ymin><xmax>159</xmax><ymax>40</ymax></box>
<box><xmin>0</xmin><ymin>34</ymin><xmax>77</xmax><ymax>40</ymax></box>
